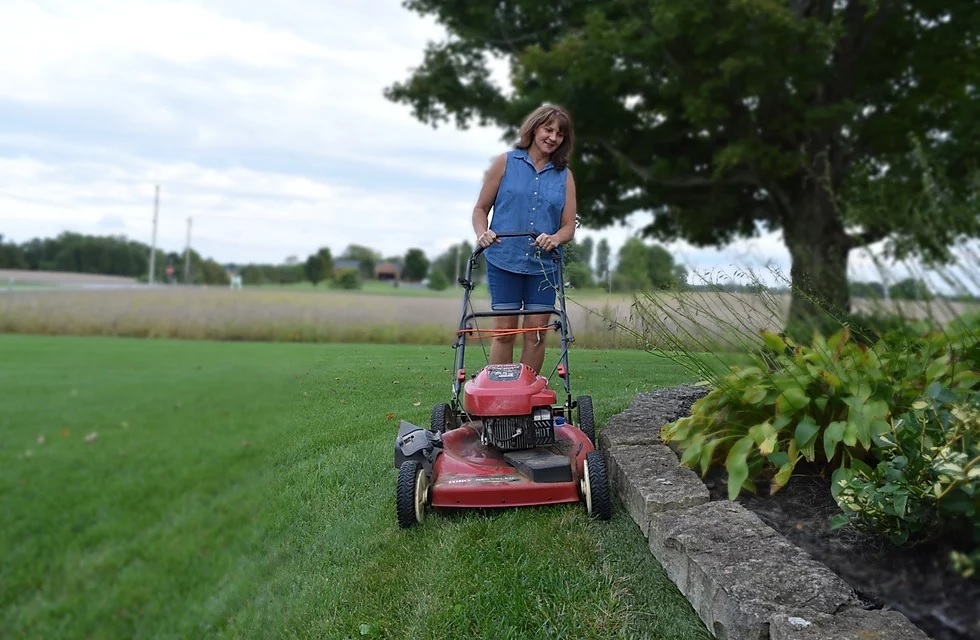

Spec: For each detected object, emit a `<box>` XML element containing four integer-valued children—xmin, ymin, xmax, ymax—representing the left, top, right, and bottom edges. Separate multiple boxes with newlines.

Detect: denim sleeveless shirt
<box><xmin>486</xmin><ymin>148</ymin><xmax>567</xmax><ymax>276</ymax></box>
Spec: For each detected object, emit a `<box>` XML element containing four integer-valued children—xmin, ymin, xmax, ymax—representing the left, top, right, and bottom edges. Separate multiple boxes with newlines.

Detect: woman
<box><xmin>472</xmin><ymin>103</ymin><xmax>578</xmax><ymax>374</ymax></box>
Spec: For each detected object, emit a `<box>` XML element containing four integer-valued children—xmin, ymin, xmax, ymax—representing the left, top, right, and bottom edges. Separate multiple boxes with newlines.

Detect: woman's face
<box><xmin>532</xmin><ymin>118</ymin><xmax>564</xmax><ymax>157</ymax></box>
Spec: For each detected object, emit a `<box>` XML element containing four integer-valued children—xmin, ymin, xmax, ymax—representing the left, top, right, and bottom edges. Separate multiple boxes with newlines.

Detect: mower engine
<box><xmin>463</xmin><ymin>364</ymin><xmax>559</xmax><ymax>450</ymax></box>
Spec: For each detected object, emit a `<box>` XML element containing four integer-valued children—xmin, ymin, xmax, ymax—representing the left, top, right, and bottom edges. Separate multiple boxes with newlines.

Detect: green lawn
<box><xmin>0</xmin><ymin>335</ymin><xmax>709</xmax><ymax>639</ymax></box>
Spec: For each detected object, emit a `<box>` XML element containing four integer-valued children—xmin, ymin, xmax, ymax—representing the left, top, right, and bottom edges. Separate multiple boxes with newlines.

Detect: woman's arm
<box><xmin>472</xmin><ymin>153</ymin><xmax>508</xmax><ymax>244</ymax></box>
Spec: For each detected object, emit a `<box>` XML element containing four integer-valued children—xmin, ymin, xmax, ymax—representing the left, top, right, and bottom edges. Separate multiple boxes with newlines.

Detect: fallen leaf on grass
<box><xmin>84</xmin><ymin>432</ymin><xmax>98</xmax><ymax>443</ymax></box>
<box><xmin>386</xmin><ymin>412</ymin><xmax>396</xmax><ymax>420</ymax></box>
<box><xmin>412</xmin><ymin>402</ymin><xmax>421</xmax><ymax>407</ymax></box>
<box><xmin>61</xmin><ymin>429</ymin><xmax>70</xmax><ymax>438</ymax></box>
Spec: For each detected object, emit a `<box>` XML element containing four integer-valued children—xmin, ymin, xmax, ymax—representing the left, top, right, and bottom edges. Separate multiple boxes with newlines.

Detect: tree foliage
<box><xmin>387</xmin><ymin>0</ymin><xmax>980</xmax><ymax>330</ymax></box>
<box><xmin>432</xmin><ymin>241</ymin><xmax>480</xmax><ymax>284</ymax></box>
<box><xmin>613</xmin><ymin>238</ymin><xmax>685</xmax><ymax>292</ymax></box>
<box><xmin>403</xmin><ymin>248</ymin><xmax>430</xmax><ymax>281</ymax></box>
<box><xmin>888</xmin><ymin>277</ymin><xmax>933</xmax><ymax>301</ymax></box>
<box><xmin>595</xmin><ymin>238</ymin><xmax>611</xmax><ymax>280</ymax></box>
<box><xmin>304</xmin><ymin>247</ymin><xmax>334</xmax><ymax>286</ymax></box>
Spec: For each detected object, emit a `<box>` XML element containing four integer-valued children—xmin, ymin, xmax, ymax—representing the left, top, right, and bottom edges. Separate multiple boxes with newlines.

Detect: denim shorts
<box><xmin>486</xmin><ymin>262</ymin><xmax>557</xmax><ymax>311</ymax></box>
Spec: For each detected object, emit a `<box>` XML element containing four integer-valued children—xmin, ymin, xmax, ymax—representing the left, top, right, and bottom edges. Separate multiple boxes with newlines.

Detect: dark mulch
<box><xmin>701</xmin><ymin>466</ymin><xmax>980</xmax><ymax>640</ymax></box>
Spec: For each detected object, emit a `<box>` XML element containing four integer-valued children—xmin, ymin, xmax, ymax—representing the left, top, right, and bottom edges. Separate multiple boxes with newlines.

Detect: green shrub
<box><xmin>662</xmin><ymin>325</ymin><xmax>979</xmax><ymax>500</ymax></box>
<box><xmin>427</xmin><ymin>270</ymin><xmax>449</xmax><ymax>291</ymax></box>
<box><xmin>332</xmin><ymin>268</ymin><xmax>361</xmax><ymax>290</ymax></box>
<box><xmin>831</xmin><ymin>388</ymin><xmax>979</xmax><ymax>575</ymax></box>
<box><xmin>662</xmin><ymin>320</ymin><xmax>980</xmax><ymax>576</ymax></box>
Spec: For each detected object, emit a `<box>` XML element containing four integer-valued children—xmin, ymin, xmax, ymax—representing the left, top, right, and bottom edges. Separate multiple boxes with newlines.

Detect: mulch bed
<box><xmin>701</xmin><ymin>465</ymin><xmax>979</xmax><ymax>640</ymax></box>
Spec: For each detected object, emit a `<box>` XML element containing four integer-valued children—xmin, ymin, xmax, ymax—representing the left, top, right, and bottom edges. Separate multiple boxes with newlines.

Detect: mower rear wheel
<box><xmin>576</xmin><ymin>395</ymin><xmax>596</xmax><ymax>445</ymax></box>
<box><xmin>581</xmin><ymin>451</ymin><xmax>611</xmax><ymax>520</ymax></box>
<box><xmin>397</xmin><ymin>460</ymin><xmax>429</xmax><ymax>528</ymax></box>
<box><xmin>431</xmin><ymin>402</ymin><xmax>457</xmax><ymax>433</ymax></box>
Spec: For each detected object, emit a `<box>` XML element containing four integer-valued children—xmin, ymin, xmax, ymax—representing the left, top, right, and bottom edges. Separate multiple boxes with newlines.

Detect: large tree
<box><xmin>387</xmin><ymin>0</ymin><xmax>980</xmax><ymax>328</ymax></box>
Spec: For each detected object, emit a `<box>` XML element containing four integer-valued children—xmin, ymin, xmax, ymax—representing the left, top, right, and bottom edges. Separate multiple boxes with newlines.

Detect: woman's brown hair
<box><xmin>516</xmin><ymin>103</ymin><xmax>574</xmax><ymax>171</ymax></box>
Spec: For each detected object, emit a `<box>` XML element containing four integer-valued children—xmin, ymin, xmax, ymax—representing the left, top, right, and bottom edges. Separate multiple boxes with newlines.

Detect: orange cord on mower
<box><xmin>457</xmin><ymin>324</ymin><xmax>560</xmax><ymax>339</ymax></box>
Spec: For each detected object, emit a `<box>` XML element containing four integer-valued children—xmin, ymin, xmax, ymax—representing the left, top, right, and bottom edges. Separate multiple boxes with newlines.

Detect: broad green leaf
<box><xmin>830</xmin><ymin>467</ymin><xmax>851</xmax><ymax>499</ymax></box>
<box><xmin>893</xmin><ymin>492</ymin><xmax>908</xmax><ymax>519</ymax></box>
<box><xmin>823</xmin><ymin>420</ymin><xmax>847</xmax><ymax>462</ymax></box>
<box><xmin>773</xmin><ymin>414</ymin><xmax>794</xmax><ymax>431</ymax></box>
<box><xmin>759</xmin><ymin>433</ymin><xmax>778</xmax><ymax>456</ymax></box>
<box><xmin>951</xmin><ymin>369</ymin><xmax>980</xmax><ymax>389</ymax></box>
<box><xmin>771</xmin><ymin>461</ymin><xmax>795</xmax><ymax>493</ymax></box>
<box><xmin>742</xmin><ymin>385</ymin><xmax>768</xmax><ymax>404</ymax></box>
<box><xmin>819</xmin><ymin>369</ymin><xmax>842</xmax><ymax>391</ymax></box>
<box><xmin>725</xmin><ymin>436</ymin><xmax>755</xmax><ymax>500</ymax></box>
<box><xmin>925</xmin><ymin>354</ymin><xmax>950</xmax><ymax>382</ymax></box>
<box><xmin>842</xmin><ymin>419</ymin><xmax>859</xmax><ymax>447</ymax></box>
<box><xmin>760</xmin><ymin>330</ymin><xmax>787</xmax><ymax>354</ymax></box>
<box><xmin>776</xmin><ymin>387</ymin><xmax>810</xmax><ymax>415</ymax></box>
<box><xmin>768</xmin><ymin>451</ymin><xmax>790</xmax><ymax>466</ymax></box>
<box><xmin>699</xmin><ymin>438</ymin><xmax>722</xmax><ymax>476</ymax></box>
<box><xmin>679</xmin><ymin>434</ymin><xmax>705</xmax><ymax>467</ymax></box>
<box><xmin>794</xmin><ymin>417</ymin><xmax>820</xmax><ymax>461</ymax></box>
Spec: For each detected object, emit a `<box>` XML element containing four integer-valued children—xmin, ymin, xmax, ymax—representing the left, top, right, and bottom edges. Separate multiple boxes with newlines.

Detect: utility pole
<box><xmin>148</xmin><ymin>184</ymin><xmax>159</xmax><ymax>284</ymax></box>
<box><xmin>183</xmin><ymin>216</ymin><xmax>193</xmax><ymax>285</ymax></box>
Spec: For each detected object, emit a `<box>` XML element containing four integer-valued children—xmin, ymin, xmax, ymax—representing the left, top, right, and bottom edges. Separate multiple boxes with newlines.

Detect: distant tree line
<box><xmin>0</xmin><ymin>232</ymin><xmax>229</xmax><ymax>285</ymax></box>
<box><xmin>3</xmin><ymin>231</ymin><xmax>963</xmax><ymax>301</ymax></box>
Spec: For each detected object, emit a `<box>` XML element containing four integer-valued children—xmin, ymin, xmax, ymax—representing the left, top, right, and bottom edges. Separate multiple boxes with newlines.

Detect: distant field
<box><xmin>1</xmin><ymin>279</ymin><xmax>972</xmax><ymax>349</ymax></box>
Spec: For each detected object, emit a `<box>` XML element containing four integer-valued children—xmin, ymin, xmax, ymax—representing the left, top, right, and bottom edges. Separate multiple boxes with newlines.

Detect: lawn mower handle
<box><xmin>468</xmin><ymin>231</ymin><xmax>540</xmax><ymax>261</ymax></box>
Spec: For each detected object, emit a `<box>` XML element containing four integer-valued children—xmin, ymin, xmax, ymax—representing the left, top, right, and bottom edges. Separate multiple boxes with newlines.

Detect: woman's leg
<box><xmin>518</xmin><ymin>271</ymin><xmax>558</xmax><ymax>374</ymax></box>
<box><xmin>490</xmin><ymin>315</ymin><xmax>520</xmax><ymax>364</ymax></box>
<box><xmin>519</xmin><ymin>313</ymin><xmax>551</xmax><ymax>374</ymax></box>
<box><xmin>486</xmin><ymin>262</ymin><xmax>521</xmax><ymax>365</ymax></box>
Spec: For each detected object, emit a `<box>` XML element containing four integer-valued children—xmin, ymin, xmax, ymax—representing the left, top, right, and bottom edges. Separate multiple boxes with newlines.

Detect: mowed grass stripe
<box><xmin>1</xmin><ymin>336</ymin><xmax>709</xmax><ymax>639</ymax></box>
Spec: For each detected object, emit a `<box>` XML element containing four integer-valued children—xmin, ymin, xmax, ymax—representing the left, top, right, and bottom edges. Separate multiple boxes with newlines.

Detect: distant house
<box><xmin>374</xmin><ymin>262</ymin><xmax>402</xmax><ymax>282</ymax></box>
<box><xmin>331</xmin><ymin>259</ymin><xmax>402</xmax><ymax>281</ymax></box>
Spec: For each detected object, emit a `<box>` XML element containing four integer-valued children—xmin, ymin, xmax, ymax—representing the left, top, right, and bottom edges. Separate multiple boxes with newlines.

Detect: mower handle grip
<box><xmin>469</xmin><ymin>231</ymin><xmax>550</xmax><ymax>261</ymax></box>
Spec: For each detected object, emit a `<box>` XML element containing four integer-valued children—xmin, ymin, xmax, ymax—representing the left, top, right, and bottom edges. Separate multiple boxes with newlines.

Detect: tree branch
<box><xmin>598</xmin><ymin>141</ymin><xmax>757</xmax><ymax>188</ymax></box>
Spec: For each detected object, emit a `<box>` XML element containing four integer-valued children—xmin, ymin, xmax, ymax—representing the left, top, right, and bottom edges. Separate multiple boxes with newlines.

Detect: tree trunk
<box><xmin>782</xmin><ymin>180</ymin><xmax>852</xmax><ymax>337</ymax></box>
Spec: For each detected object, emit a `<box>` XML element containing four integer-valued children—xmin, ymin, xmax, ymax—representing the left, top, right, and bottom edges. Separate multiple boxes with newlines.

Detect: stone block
<box><xmin>769</xmin><ymin>608</ymin><xmax>930</xmax><ymax>640</ymax></box>
<box><xmin>648</xmin><ymin>501</ymin><xmax>858</xmax><ymax>640</ymax></box>
<box><xmin>598</xmin><ymin>385</ymin><xmax>709</xmax><ymax>449</ymax></box>
<box><xmin>606</xmin><ymin>444</ymin><xmax>709</xmax><ymax>537</ymax></box>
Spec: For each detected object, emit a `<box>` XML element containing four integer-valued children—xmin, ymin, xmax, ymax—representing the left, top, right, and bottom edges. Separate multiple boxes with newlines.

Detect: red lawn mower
<box><xmin>393</xmin><ymin>232</ymin><xmax>611</xmax><ymax>528</ymax></box>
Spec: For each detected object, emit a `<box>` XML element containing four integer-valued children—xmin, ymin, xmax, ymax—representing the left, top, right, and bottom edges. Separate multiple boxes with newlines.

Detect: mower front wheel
<box><xmin>576</xmin><ymin>395</ymin><xmax>596</xmax><ymax>445</ymax></box>
<box><xmin>431</xmin><ymin>402</ymin><xmax>457</xmax><ymax>433</ymax></box>
<box><xmin>581</xmin><ymin>451</ymin><xmax>611</xmax><ymax>520</ymax></box>
<box><xmin>397</xmin><ymin>460</ymin><xmax>430</xmax><ymax>528</ymax></box>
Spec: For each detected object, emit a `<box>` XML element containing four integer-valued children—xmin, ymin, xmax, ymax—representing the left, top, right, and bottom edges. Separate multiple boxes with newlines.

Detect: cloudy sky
<box><xmin>0</xmin><ymin>0</ymin><xmax>968</xmax><ymax>288</ymax></box>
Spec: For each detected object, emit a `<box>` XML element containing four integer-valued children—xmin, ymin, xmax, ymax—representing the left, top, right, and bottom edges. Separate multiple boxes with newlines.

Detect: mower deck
<box><xmin>430</xmin><ymin>423</ymin><xmax>590</xmax><ymax>509</ymax></box>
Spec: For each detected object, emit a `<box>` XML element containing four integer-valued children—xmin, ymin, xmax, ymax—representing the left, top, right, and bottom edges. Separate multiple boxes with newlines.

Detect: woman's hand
<box><xmin>532</xmin><ymin>233</ymin><xmax>559</xmax><ymax>252</ymax></box>
<box><xmin>477</xmin><ymin>229</ymin><xmax>499</xmax><ymax>248</ymax></box>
